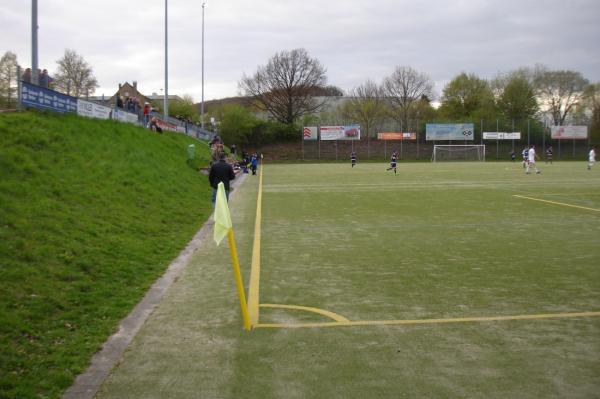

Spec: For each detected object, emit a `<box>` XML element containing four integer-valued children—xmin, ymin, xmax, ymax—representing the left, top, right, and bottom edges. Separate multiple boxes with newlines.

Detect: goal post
<box><xmin>432</xmin><ymin>145</ymin><xmax>486</xmax><ymax>162</ymax></box>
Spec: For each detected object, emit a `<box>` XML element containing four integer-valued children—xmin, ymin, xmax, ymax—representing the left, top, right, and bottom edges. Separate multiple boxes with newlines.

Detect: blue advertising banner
<box><xmin>21</xmin><ymin>82</ymin><xmax>78</xmax><ymax>113</ymax></box>
<box><xmin>426</xmin><ymin>123</ymin><xmax>474</xmax><ymax>141</ymax></box>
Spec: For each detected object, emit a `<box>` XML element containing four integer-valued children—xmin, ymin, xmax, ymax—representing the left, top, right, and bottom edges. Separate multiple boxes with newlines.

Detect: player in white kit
<box><xmin>526</xmin><ymin>145</ymin><xmax>541</xmax><ymax>174</ymax></box>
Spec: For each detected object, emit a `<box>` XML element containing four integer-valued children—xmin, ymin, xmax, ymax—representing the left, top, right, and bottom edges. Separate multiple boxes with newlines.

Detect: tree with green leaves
<box><xmin>497</xmin><ymin>75</ymin><xmax>538</xmax><ymax>121</ymax></box>
<box><xmin>169</xmin><ymin>95</ymin><xmax>198</xmax><ymax>122</ymax></box>
<box><xmin>0</xmin><ymin>51</ymin><xmax>19</xmax><ymax>109</ymax></box>
<box><xmin>438</xmin><ymin>73</ymin><xmax>496</xmax><ymax>121</ymax></box>
<box><xmin>53</xmin><ymin>49</ymin><xmax>99</xmax><ymax>97</ymax></box>
<box><xmin>239</xmin><ymin>48</ymin><xmax>328</xmax><ymax>124</ymax></box>
<box><xmin>533</xmin><ymin>67</ymin><xmax>589</xmax><ymax>126</ymax></box>
<box><xmin>583</xmin><ymin>83</ymin><xmax>600</xmax><ymax>141</ymax></box>
<box><xmin>383</xmin><ymin>66</ymin><xmax>434</xmax><ymax>131</ymax></box>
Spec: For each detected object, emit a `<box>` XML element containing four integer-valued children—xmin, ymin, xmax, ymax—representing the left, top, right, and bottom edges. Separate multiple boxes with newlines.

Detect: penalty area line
<box><xmin>253</xmin><ymin>311</ymin><xmax>600</xmax><ymax>329</ymax></box>
<box><xmin>513</xmin><ymin>195</ymin><xmax>600</xmax><ymax>213</ymax></box>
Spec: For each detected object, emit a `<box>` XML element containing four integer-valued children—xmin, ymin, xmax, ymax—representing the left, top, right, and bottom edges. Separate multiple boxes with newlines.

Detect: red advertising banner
<box><xmin>377</xmin><ymin>132</ymin><xmax>416</xmax><ymax>140</ymax></box>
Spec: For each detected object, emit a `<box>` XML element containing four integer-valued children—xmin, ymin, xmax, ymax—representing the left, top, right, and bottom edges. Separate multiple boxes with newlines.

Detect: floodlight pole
<box><xmin>164</xmin><ymin>0</ymin><xmax>169</xmax><ymax>119</ymax></box>
<box><xmin>201</xmin><ymin>2</ymin><xmax>206</xmax><ymax>130</ymax></box>
<box><xmin>31</xmin><ymin>0</ymin><xmax>39</xmax><ymax>85</ymax></box>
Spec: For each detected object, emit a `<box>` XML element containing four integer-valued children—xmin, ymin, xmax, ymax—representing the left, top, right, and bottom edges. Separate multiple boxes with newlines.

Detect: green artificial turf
<box><xmin>0</xmin><ymin>111</ymin><xmax>213</xmax><ymax>398</ymax></box>
<box><xmin>97</xmin><ymin>161</ymin><xmax>600</xmax><ymax>399</ymax></box>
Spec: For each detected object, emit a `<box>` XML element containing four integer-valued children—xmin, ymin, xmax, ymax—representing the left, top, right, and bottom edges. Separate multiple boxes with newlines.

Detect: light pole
<box><xmin>31</xmin><ymin>0</ymin><xmax>38</xmax><ymax>85</ymax></box>
<box><xmin>164</xmin><ymin>0</ymin><xmax>169</xmax><ymax>119</ymax></box>
<box><xmin>201</xmin><ymin>2</ymin><xmax>206</xmax><ymax>130</ymax></box>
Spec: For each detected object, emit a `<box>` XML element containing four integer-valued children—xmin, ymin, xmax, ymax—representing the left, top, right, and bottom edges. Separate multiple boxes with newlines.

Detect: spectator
<box><xmin>117</xmin><ymin>96</ymin><xmax>124</xmax><ymax>109</ymax></box>
<box><xmin>208</xmin><ymin>152</ymin><xmax>236</xmax><ymax>207</ymax></box>
<box><xmin>143</xmin><ymin>102</ymin><xmax>151</xmax><ymax>126</ymax></box>
<box><xmin>149</xmin><ymin>117</ymin><xmax>163</xmax><ymax>133</ymax></box>
<box><xmin>22</xmin><ymin>68</ymin><xmax>32</xmax><ymax>83</ymax></box>
<box><xmin>39</xmin><ymin>69</ymin><xmax>50</xmax><ymax>88</ymax></box>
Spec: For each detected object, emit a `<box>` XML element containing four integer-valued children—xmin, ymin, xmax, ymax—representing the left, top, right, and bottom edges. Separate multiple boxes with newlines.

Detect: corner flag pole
<box><xmin>227</xmin><ymin>229</ymin><xmax>251</xmax><ymax>331</ymax></box>
<box><xmin>214</xmin><ymin>182</ymin><xmax>251</xmax><ymax>331</ymax></box>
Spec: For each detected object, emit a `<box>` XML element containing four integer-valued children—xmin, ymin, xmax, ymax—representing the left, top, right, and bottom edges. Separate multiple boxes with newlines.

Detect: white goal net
<box><xmin>432</xmin><ymin>145</ymin><xmax>486</xmax><ymax>162</ymax></box>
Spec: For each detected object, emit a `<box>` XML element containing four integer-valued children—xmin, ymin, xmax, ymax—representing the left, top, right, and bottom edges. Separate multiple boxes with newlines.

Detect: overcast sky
<box><xmin>2</xmin><ymin>0</ymin><xmax>600</xmax><ymax>103</ymax></box>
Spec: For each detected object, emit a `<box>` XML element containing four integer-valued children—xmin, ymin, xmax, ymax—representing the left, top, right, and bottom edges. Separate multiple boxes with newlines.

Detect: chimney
<box><xmin>118</xmin><ymin>83</ymin><xmax>122</xmax><ymax>90</ymax></box>
<box><xmin>133</xmin><ymin>81</ymin><xmax>137</xmax><ymax>91</ymax></box>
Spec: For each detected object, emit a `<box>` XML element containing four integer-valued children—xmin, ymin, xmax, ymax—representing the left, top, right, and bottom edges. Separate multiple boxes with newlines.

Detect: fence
<box><xmin>16</xmin><ymin>74</ymin><xmax>214</xmax><ymax>142</ymax></box>
<box><xmin>297</xmin><ymin>121</ymin><xmax>594</xmax><ymax>162</ymax></box>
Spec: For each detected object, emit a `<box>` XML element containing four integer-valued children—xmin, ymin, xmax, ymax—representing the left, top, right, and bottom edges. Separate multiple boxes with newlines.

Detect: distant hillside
<box><xmin>0</xmin><ymin>111</ymin><xmax>214</xmax><ymax>398</ymax></box>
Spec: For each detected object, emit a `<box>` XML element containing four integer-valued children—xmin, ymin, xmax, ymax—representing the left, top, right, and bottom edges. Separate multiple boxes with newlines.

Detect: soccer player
<box><xmin>546</xmin><ymin>146</ymin><xmax>553</xmax><ymax>164</ymax></box>
<box><xmin>522</xmin><ymin>147</ymin><xmax>529</xmax><ymax>168</ymax></box>
<box><xmin>588</xmin><ymin>146</ymin><xmax>596</xmax><ymax>170</ymax></box>
<box><xmin>526</xmin><ymin>145</ymin><xmax>541</xmax><ymax>174</ymax></box>
<box><xmin>351</xmin><ymin>151</ymin><xmax>357</xmax><ymax>168</ymax></box>
<box><xmin>386</xmin><ymin>151</ymin><xmax>398</xmax><ymax>174</ymax></box>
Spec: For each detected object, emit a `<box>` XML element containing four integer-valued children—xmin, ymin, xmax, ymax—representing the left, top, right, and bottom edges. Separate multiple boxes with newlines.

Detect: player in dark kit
<box><xmin>386</xmin><ymin>151</ymin><xmax>398</xmax><ymax>174</ymax></box>
<box><xmin>351</xmin><ymin>152</ymin><xmax>357</xmax><ymax>167</ymax></box>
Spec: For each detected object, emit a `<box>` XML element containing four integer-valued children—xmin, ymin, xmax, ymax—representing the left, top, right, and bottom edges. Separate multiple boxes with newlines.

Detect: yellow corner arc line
<box><xmin>247</xmin><ymin>163</ymin><xmax>264</xmax><ymax>327</ymax></box>
<box><xmin>260</xmin><ymin>304</ymin><xmax>350</xmax><ymax>323</ymax></box>
<box><xmin>253</xmin><ymin>311</ymin><xmax>600</xmax><ymax>329</ymax></box>
<box><xmin>513</xmin><ymin>195</ymin><xmax>600</xmax><ymax>213</ymax></box>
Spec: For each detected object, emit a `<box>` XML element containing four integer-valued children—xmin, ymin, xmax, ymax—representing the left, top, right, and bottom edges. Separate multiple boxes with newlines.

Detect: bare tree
<box><xmin>383</xmin><ymin>66</ymin><xmax>433</xmax><ymax>131</ymax></box>
<box><xmin>533</xmin><ymin>66</ymin><xmax>589</xmax><ymax>126</ymax></box>
<box><xmin>339</xmin><ymin>80</ymin><xmax>387</xmax><ymax>157</ymax></box>
<box><xmin>0</xmin><ymin>51</ymin><xmax>19</xmax><ymax>108</ymax></box>
<box><xmin>239</xmin><ymin>48</ymin><xmax>328</xmax><ymax>124</ymax></box>
<box><xmin>53</xmin><ymin>49</ymin><xmax>99</xmax><ymax>97</ymax></box>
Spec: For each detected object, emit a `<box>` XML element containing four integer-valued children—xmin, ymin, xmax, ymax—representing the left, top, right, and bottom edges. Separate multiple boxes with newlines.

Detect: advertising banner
<box><xmin>303</xmin><ymin>126</ymin><xmax>318</xmax><ymax>140</ymax></box>
<box><xmin>426</xmin><ymin>123</ymin><xmax>474</xmax><ymax>141</ymax></box>
<box><xmin>320</xmin><ymin>125</ymin><xmax>361</xmax><ymax>140</ymax></box>
<box><xmin>377</xmin><ymin>132</ymin><xmax>416</xmax><ymax>140</ymax></box>
<box><xmin>156</xmin><ymin>118</ymin><xmax>178</xmax><ymax>132</ymax></box>
<box><xmin>77</xmin><ymin>99</ymin><xmax>112</xmax><ymax>120</ymax></box>
<box><xmin>21</xmin><ymin>82</ymin><xmax>77</xmax><ymax>113</ymax></box>
<box><xmin>483</xmin><ymin>132</ymin><xmax>521</xmax><ymax>140</ymax></box>
<box><xmin>113</xmin><ymin>109</ymin><xmax>139</xmax><ymax>124</ymax></box>
<box><xmin>551</xmin><ymin>126</ymin><xmax>588</xmax><ymax>140</ymax></box>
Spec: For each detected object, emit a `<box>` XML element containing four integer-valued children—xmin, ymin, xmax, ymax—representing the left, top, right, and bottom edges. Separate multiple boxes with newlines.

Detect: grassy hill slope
<box><xmin>0</xmin><ymin>111</ymin><xmax>213</xmax><ymax>398</ymax></box>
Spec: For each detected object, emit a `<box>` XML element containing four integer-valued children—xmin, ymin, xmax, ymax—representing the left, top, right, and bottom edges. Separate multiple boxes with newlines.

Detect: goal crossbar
<box><xmin>432</xmin><ymin>144</ymin><xmax>486</xmax><ymax>162</ymax></box>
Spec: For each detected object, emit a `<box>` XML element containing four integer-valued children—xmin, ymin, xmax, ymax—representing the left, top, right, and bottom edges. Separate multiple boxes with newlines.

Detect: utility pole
<box><xmin>201</xmin><ymin>2</ymin><xmax>206</xmax><ymax>129</ymax></box>
<box><xmin>164</xmin><ymin>0</ymin><xmax>169</xmax><ymax>119</ymax></box>
<box><xmin>31</xmin><ymin>0</ymin><xmax>39</xmax><ymax>85</ymax></box>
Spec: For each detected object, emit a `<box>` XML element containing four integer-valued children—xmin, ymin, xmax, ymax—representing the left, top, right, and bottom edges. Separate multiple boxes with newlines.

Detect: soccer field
<box><xmin>98</xmin><ymin>161</ymin><xmax>600</xmax><ymax>399</ymax></box>
<box><xmin>256</xmin><ymin>162</ymin><xmax>600</xmax><ymax>327</ymax></box>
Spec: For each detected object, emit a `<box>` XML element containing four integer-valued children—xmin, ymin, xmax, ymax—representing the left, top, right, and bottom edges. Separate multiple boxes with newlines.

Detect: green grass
<box><xmin>97</xmin><ymin>161</ymin><xmax>600</xmax><ymax>399</ymax></box>
<box><xmin>0</xmin><ymin>111</ymin><xmax>214</xmax><ymax>398</ymax></box>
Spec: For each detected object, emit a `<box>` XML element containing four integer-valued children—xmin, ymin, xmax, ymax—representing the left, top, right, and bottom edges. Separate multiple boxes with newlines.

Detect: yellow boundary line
<box><xmin>244</xmin><ymin>171</ymin><xmax>600</xmax><ymax>331</ymax></box>
<box><xmin>247</xmin><ymin>164</ymin><xmax>263</xmax><ymax>327</ymax></box>
<box><xmin>513</xmin><ymin>195</ymin><xmax>600</xmax><ymax>213</ymax></box>
<box><xmin>254</xmin><ymin>311</ymin><xmax>600</xmax><ymax>329</ymax></box>
<box><xmin>260</xmin><ymin>304</ymin><xmax>350</xmax><ymax>323</ymax></box>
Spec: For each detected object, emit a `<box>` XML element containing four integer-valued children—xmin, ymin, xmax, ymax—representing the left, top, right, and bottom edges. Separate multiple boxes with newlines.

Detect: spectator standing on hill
<box><xmin>351</xmin><ymin>151</ymin><xmax>357</xmax><ymax>167</ymax></box>
<box><xmin>143</xmin><ymin>102</ymin><xmax>150</xmax><ymax>126</ymax></box>
<box><xmin>546</xmin><ymin>146</ymin><xmax>553</xmax><ymax>164</ymax></box>
<box><xmin>22</xmin><ymin>68</ymin><xmax>31</xmax><ymax>83</ymax></box>
<box><xmin>39</xmin><ymin>69</ymin><xmax>50</xmax><ymax>88</ymax></box>
<box><xmin>526</xmin><ymin>145</ymin><xmax>541</xmax><ymax>174</ymax></box>
<box><xmin>209</xmin><ymin>152</ymin><xmax>236</xmax><ymax>207</ymax></box>
<box><xmin>588</xmin><ymin>146</ymin><xmax>596</xmax><ymax>170</ymax></box>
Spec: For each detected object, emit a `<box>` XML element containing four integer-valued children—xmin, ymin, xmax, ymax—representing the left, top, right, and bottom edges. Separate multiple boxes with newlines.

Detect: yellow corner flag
<box><xmin>213</xmin><ymin>182</ymin><xmax>232</xmax><ymax>246</ymax></box>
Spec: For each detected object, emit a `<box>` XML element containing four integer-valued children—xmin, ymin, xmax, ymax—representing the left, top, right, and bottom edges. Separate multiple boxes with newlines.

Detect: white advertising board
<box><xmin>77</xmin><ymin>100</ymin><xmax>112</xmax><ymax>120</ymax></box>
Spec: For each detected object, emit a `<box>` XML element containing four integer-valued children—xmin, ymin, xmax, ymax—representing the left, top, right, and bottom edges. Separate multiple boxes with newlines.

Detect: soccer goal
<box><xmin>431</xmin><ymin>145</ymin><xmax>486</xmax><ymax>162</ymax></box>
